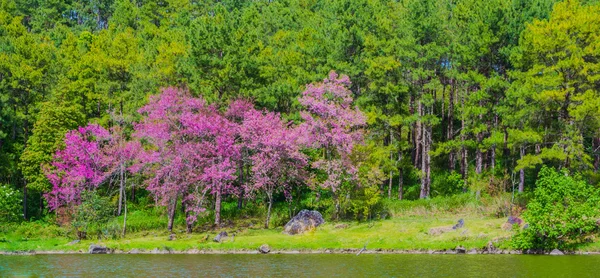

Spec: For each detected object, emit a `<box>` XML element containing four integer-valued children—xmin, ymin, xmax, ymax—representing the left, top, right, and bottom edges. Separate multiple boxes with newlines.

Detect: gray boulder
<box><xmin>452</xmin><ymin>219</ymin><xmax>464</xmax><ymax>230</ymax></box>
<box><xmin>456</xmin><ymin>246</ymin><xmax>466</xmax><ymax>254</ymax></box>
<box><xmin>283</xmin><ymin>210</ymin><xmax>324</xmax><ymax>235</ymax></box>
<box><xmin>549</xmin><ymin>249</ymin><xmax>564</xmax><ymax>256</ymax></box>
<box><xmin>89</xmin><ymin>244</ymin><xmax>108</xmax><ymax>254</ymax></box>
<box><xmin>259</xmin><ymin>244</ymin><xmax>270</xmax><ymax>254</ymax></box>
<box><xmin>214</xmin><ymin>231</ymin><xmax>228</xmax><ymax>243</ymax></box>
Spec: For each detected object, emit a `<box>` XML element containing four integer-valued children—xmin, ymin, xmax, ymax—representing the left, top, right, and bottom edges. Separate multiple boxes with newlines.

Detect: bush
<box><xmin>513</xmin><ymin>167</ymin><xmax>600</xmax><ymax>251</ymax></box>
<box><xmin>73</xmin><ymin>191</ymin><xmax>115</xmax><ymax>239</ymax></box>
<box><xmin>0</xmin><ymin>184</ymin><xmax>22</xmax><ymax>222</ymax></box>
<box><xmin>430</xmin><ymin>171</ymin><xmax>464</xmax><ymax>197</ymax></box>
<box><xmin>344</xmin><ymin>184</ymin><xmax>385</xmax><ymax>221</ymax></box>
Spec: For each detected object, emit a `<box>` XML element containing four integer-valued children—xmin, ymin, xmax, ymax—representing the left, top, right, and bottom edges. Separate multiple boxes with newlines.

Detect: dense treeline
<box><xmin>1</xmin><ymin>0</ymin><xmax>599</xmax><ymax>229</ymax></box>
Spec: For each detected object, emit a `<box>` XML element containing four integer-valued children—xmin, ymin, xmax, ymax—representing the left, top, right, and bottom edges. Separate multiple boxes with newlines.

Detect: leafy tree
<box><xmin>20</xmin><ymin>101</ymin><xmax>85</xmax><ymax>194</ymax></box>
<box><xmin>513</xmin><ymin>166</ymin><xmax>600</xmax><ymax>251</ymax></box>
<box><xmin>508</xmin><ymin>0</ymin><xmax>600</xmax><ymax>173</ymax></box>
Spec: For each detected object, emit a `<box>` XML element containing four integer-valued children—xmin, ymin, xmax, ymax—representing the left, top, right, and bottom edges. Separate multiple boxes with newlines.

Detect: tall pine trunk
<box><xmin>388</xmin><ymin>132</ymin><xmax>393</xmax><ymax>199</ymax></box>
<box><xmin>448</xmin><ymin>80</ymin><xmax>455</xmax><ymax>171</ymax></box>
<box><xmin>420</xmin><ymin>101</ymin><xmax>431</xmax><ymax>199</ymax></box>
<box><xmin>398</xmin><ymin>168</ymin><xmax>403</xmax><ymax>200</ymax></box>
<box><xmin>415</xmin><ymin>100</ymin><xmax>422</xmax><ymax>170</ymax></box>
<box><xmin>519</xmin><ymin>146</ymin><xmax>525</xmax><ymax>193</ymax></box>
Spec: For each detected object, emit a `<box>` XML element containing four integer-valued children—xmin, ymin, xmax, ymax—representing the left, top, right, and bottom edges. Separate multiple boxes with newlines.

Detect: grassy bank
<box><xmin>0</xmin><ymin>215</ymin><xmax>513</xmax><ymax>253</ymax></box>
<box><xmin>0</xmin><ymin>195</ymin><xmax>523</xmax><ymax>253</ymax></box>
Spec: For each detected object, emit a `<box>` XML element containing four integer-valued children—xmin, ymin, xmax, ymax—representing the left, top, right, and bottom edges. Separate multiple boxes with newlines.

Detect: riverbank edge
<box><xmin>1</xmin><ymin>248</ymin><xmax>595</xmax><ymax>255</ymax></box>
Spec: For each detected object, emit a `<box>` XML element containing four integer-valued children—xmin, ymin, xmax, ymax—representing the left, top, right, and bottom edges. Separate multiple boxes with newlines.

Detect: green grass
<box><xmin>0</xmin><ymin>194</ymin><xmax>560</xmax><ymax>253</ymax></box>
<box><xmin>0</xmin><ymin>213</ymin><xmax>514</xmax><ymax>252</ymax></box>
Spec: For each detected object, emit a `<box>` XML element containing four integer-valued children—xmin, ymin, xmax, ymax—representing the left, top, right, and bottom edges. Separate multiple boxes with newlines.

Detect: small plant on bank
<box><xmin>0</xmin><ymin>184</ymin><xmax>22</xmax><ymax>223</ymax></box>
<box><xmin>513</xmin><ymin>166</ymin><xmax>600</xmax><ymax>251</ymax></box>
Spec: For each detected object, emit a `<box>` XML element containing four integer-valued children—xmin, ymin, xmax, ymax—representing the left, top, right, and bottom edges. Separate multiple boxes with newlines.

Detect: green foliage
<box><xmin>344</xmin><ymin>183</ymin><xmax>385</xmax><ymax>221</ymax></box>
<box><xmin>513</xmin><ymin>167</ymin><xmax>600</xmax><ymax>251</ymax></box>
<box><xmin>73</xmin><ymin>191</ymin><xmax>116</xmax><ymax>239</ymax></box>
<box><xmin>431</xmin><ymin>171</ymin><xmax>464</xmax><ymax>197</ymax></box>
<box><xmin>0</xmin><ymin>184</ymin><xmax>22</xmax><ymax>222</ymax></box>
<box><xmin>1</xmin><ymin>0</ymin><xmax>600</xmax><ymax>242</ymax></box>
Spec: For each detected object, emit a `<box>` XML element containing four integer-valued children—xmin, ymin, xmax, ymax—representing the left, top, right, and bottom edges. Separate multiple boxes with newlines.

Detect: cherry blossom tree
<box><xmin>45</xmin><ymin>122</ymin><xmax>140</xmax><ymax>238</ymax></box>
<box><xmin>134</xmin><ymin>87</ymin><xmax>241</xmax><ymax>230</ymax></box>
<box><xmin>133</xmin><ymin>87</ymin><xmax>210</xmax><ymax>232</ymax></box>
<box><xmin>44</xmin><ymin>124</ymin><xmax>111</xmax><ymax>212</ymax></box>
<box><xmin>235</xmin><ymin>104</ymin><xmax>307</xmax><ymax>228</ymax></box>
<box><xmin>297</xmin><ymin>71</ymin><xmax>366</xmax><ymax>219</ymax></box>
<box><xmin>180</xmin><ymin>105</ymin><xmax>240</xmax><ymax>227</ymax></box>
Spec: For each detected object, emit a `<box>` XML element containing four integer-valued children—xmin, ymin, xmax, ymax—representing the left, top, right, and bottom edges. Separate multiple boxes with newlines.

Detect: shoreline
<box><xmin>1</xmin><ymin>248</ymin><xmax>596</xmax><ymax>255</ymax></box>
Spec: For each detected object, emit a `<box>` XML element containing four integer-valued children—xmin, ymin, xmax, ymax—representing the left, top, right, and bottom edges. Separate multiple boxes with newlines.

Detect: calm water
<box><xmin>1</xmin><ymin>254</ymin><xmax>598</xmax><ymax>277</ymax></box>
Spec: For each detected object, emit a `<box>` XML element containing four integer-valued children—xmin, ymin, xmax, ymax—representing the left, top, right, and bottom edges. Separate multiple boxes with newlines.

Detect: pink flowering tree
<box><xmin>44</xmin><ymin>124</ymin><xmax>111</xmax><ymax>212</ymax></box>
<box><xmin>297</xmin><ymin>71</ymin><xmax>366</xmax><ymax>219</ymax></box>
<box><xmin>180</xmin><ymin>105</ymin><xmax>240</xmax><ymax>226</ymax></box>
<box><xmin>134</xmin><ymin>87</ymin><xmax>241</xmax><ymax>230</ymax></box>
<box><xmin>235</xmin><ymin>104</ymin><xmax>307</xmax><ymax>228</ymax></box>
<box><xmin>133</xmin><ymin>87</ymin><xmax>210</xmax><ymax>232</ymax></box>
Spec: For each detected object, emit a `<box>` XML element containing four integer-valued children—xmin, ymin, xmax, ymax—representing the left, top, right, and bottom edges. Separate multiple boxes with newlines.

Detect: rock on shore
<box><xmin>284</xmin><ymin>210</ymin><xmax>324</xmax><ymax>235</ymax></box>
<box><xmin>89</xmin><ymin>244</ymin><xmax>108</xmax><ymax>254</ymax></box>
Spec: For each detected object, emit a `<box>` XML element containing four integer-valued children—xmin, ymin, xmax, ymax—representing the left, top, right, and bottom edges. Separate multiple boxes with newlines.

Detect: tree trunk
<box><xmin>519</xmin><ymin>146</ymin><xmax>525</xmax><ymax>193</ymax></box>
<box><xmin>167</xmin><ymin>197</ymin><xmax>178</xmax><ymax>232</ymax></box>
<box><xmin>594</xmin><ymin>134</ymin><xmax>600</xmax><ymax>171</ymax></box>
<box><xmin>238</xmin><ymin>160</ymin><xmax>245</xmax><ymax>210</ymax></box>
<box><xmin>448</xmin><ymin>80</ymin><xmax>455</xmax><ymax>171</ymax></box>
<box><xmin>265</xmin><ymin>192</ymin><xmax>273</xmax><ymax>229</ymax></box>
<box><xmin>117</xmin><ymin>163</ymin><xmax>124</xmax><ymax>216</ymax></box>
<box><xmin>388</xmin><ymin>131</ymin><xmax>393</xmax><ymax>199</ymax></box>
<box><xmin>420</xmin><ymin>101</ymin><xmax>430</xmax><ymax>199</ymax></box>
<box><xmin>122</xmin><ymin>190</ymin><xmax>127</xmax><ymax>237</ymax></box>
<box><xmin>388</xmin><ymin>170</ymin><xmax>393</xmax><ymax>199</ymax></box>
<box><xmin>415</xmin><ymin>100</ymin><xmax>422</xmax><ymax>169</ymax></box>
<box><xmin>475</xmin><ymin>132</ymin><xmax>483</xmax><ymax>197</ymax></box>
<box><xmin>490</xmin><ymin>145</ymin><xmax>496</xmax><ymax>171</ymax></box>
<box><xmin>23</xmin><ymin>182</ymin><xmax>27</xmax><ymax>220</ymax></box>
<box><xmin>398</xmin><ymin>168</ymin><xmax>403</xmax><ymax>200</ymax></box>
<box><xmin>332</xmin><ymin>189</ymin><xmax>340</xmax><ymax>220</ymax></box>
<box><xmin>185</xmin><ymin>206</ymin><xmax>192</xmax><ymax>233</ymax></box>
<box><xmin>214</xmin><ymin>186</ymin><xmax>222</xmax><ymax>226</ymax></box>
<box><xmin>410</xmin><ymin>94</ymin><xmax>416</xmax><ymax>165</ymax></box>
<box><xmin>476</xmin><ymin>134</ymin><xmax>483</xmax><ymax>175</ymax></box>
<box><xmin>132</xmin><ymin>182</ymin><xmax>136</xmax><ymax>203</ymax></box>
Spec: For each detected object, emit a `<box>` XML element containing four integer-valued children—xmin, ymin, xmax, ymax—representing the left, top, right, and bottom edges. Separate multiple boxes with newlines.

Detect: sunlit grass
<box><xmin>0</xmin><ymin>213</ymin><xmax>514</xmax><ymax>252</ymax></box>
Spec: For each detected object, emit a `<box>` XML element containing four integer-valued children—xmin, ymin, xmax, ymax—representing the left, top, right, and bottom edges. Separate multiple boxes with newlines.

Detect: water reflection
<box><xmin>1</xmin><ymin>254</ymin><xmax>599</xmax><ymax>277</ymax></box>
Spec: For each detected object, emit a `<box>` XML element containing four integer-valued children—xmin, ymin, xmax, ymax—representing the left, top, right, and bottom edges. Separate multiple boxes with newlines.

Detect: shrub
<box><xmin>513</xmin><ymin>167</ymin><xmax>600</xmax><ymax>251</ymax></box>
<box><xmin>430</xmin><ymin>171</ymin><xmax>464</xmax><ymax>197</ymax></box>
<box><xmin>0</xmin><ymin>184</ymin><xmax>22</xmax><ymax>222</ymax></box>
<box><xmin>73</xmin><ymin>191</ymin><xmax>115</xmax><ymax>239</ymax></box>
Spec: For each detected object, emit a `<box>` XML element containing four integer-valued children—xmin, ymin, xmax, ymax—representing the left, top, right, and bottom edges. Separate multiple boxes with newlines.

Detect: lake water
<box><xmin>1</xmin><ymin>254</ymin><xmax>598</xmax><ymax>277</ymax></box>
